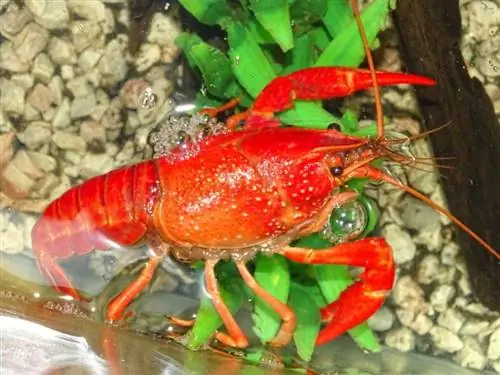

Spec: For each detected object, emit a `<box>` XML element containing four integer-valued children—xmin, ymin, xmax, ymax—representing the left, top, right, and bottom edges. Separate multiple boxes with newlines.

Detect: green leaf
<box><xmin>225</xmin><ymin>21</ymin><xmax>277</xmax><ymax>98</ymax></box>
<box><xmin>322</xmin><ymin>0</ymin><xmax>354</xmax><ymax>39</ymax></box>
<box><xmin>283</xmin><ymin>32</ymin><xmax>316</xmax><ymax>73</ymax></box>
<box><xmin>175</xmin><ymin>33</ymin><xmax>235</xmax><ymax>98</ymax></box>
<box><xmin>315</xmin><ymin>0</ymin><xmax>391</xmax><ymax>67</ymax></box>
<box><xmin>290</xmin><ymin>0</ymin><xmax>329</xmax><ymax>36</ymax></box>
<box><xmin>309</xmin><ymin>26</ymin><xmax>332</xmax><ymax>51</ymax></box>
<box><xmin>187</xmin><ymin>276</ymin><xmax>245</xmax><ymax>349</ymax></box>
<box><xmin>249</xmin><ymin>0</ymin><xmax>294</xmax><ymax>52</ymax></box>
<box><xmin>177</xmin><ymin>0</ymin><xmax>233</xmax><ymax>26</ymax></box>
<box><xmin>252</xmin><ymin>254</ymin><xmax>291</xmax><ymax>343</ymax></box>
<box><xmin>288</xmin><ymin>282</ymin><xmax>321</xmax><ymax>362</ymax></box>
<box><xmin>247</xmin><ymin>19</ymin><xmax>277</xmax><ymax>45</ymax></box>
<box><xmin>279</xmin><ymin>102</ymin><xmax>338</xmax><ymax>128</ymax></box>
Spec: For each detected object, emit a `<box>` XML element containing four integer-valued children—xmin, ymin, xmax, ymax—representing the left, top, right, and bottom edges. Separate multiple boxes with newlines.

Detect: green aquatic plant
<box><xmin>175</xmin><ymin>0</ymin><xmax>395</xmax><ymax>362</ymax></box>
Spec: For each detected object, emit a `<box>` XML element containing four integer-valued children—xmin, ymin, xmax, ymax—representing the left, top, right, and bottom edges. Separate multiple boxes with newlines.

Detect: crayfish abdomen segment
<box><xmin>32</xmin><ymin>160</ymin><xmax>160</xmax><ymax>261</ymax></box>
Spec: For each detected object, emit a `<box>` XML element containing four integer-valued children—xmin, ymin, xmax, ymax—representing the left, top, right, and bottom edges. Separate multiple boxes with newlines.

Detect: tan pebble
<box><xmin>10</xmin><ymin>149</ymin><xmax>44</xmax><ymax>180</ymax></box>
<box><xmin>0</xmin><ymin>163</ymin><xmax>35</xmax><ymax>199</ymax></box>
<box><xmin>0</xmin><ymin>132</ymin><xmax>16</xmax><ymax>171</ymax></box>
<box><xmin>27</xmin><ymin>83</ymin><xmax>53</xmax><ymax>112</ymax></box>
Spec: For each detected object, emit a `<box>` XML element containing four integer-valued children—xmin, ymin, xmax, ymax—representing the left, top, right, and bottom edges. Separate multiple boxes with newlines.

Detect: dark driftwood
<box><xmin>392</xmin><ymin>0</ymin><xmax>500</xmax><ymax>310</ymax></box>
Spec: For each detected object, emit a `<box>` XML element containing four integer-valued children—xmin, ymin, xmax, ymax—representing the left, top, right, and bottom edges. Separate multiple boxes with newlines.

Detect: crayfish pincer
<box><xmin>30</xmin><ymin>3</ymin><xmax>499</xmax><ymax>352</ymax></box>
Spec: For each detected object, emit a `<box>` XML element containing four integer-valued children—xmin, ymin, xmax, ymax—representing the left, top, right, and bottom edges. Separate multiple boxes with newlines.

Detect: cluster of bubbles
<box><xmin>148</xmin><ymin>103</ymin><xmax>228</xmax><ymax>159</ymax></box>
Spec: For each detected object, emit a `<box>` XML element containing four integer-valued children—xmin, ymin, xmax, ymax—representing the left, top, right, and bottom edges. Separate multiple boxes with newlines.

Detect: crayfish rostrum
<box><xmin>31</xmin><ymin>1</ymin><xmax>499</xmax><ymax>351</ymax></box>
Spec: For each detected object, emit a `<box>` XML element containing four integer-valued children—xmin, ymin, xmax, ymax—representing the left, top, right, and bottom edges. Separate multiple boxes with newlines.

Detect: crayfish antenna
<box><xmin>352</xmin><ymin>166</ymin><xmax>500</xmax><ymax>261</ymax></box>
<box><xmin>387</xmin><ymin>172</ymin><xmax>500</xmax><ymax>260</ymax></box>
<box><xmin>350</xmin><ymin>0</ymin><xmax>384</xmax><ymax>139</ymax></box>
<box><xmin>348</xmin><ymin>1</ymin><xmax>499</xmax><ymax>260</ymax></box>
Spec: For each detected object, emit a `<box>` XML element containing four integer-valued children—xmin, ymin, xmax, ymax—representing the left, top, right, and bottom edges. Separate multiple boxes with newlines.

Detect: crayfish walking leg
<box><xmin>106</xmin><ymin>239</ymin><xmax>169</xmax><ymax>322</ymax></box>
<box><xmin>282</xmin><ymin>238</ymin><xmax>395</xmax><ymax>346</ymax></box>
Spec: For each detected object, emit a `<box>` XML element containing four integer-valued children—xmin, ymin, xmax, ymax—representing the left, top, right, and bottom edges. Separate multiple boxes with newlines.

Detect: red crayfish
<box><xmin>31</xmin><ymin>3</ymin><xmax>499</xmax><ymax>351</ymax></box>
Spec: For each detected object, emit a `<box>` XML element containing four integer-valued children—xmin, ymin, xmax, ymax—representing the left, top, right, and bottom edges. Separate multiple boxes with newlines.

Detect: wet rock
<box><xmin>393</xmin><ymin>275</ymin><xmax>429</xmax><ymax>314</ymax></box>
<box><xmin>101</xmin><ymin>99</ymin><xmax>123</xmax><ymax>130</ymax></box>
<box><xmin>146</xmin><ymin>13</ymin><xmax>181</xmax><ymax>47</ymax></box>
<box><xmin>66</xmin><ymin>76</ymin><xmax>93</xmax><ymax>98</ymax></box>
<box><xmin>11</xmin><ymin>73</ymin><xmax>34</xmax><ymax>91</ymax></box>
<box><xmin>429</xmin><ymin>326</ymin><xmax>464</xmax><ymax>353</ymax></box>
<box><xmin>441</xmin><ymin>242</ymin><xmax>460</xmax><ymax>266</ymax></box>
<box><xmin>26</xmin><ymin>151</ymin><xmax>57</xmax><ymax>173</ymax></box>
<box><xmin>381</xmin><ymin>224</ymin><xmax>416</xmax><ymax>264</ymax></box>
<box><xmin>453</xmin><ymin>336</ymin><xmax>487</xmax><ymax>371</ymax></box>
<box><xmin>413</xmin><ymin>225</ymin><xmax>442</xmax><ymax>252</ymax></box>
<box><xmin>0</xmin><ymin>78</ymin><xmax>25</xmax><ymax>115</ymax></box>
<box><xmin>53</xmin><ymin>132</ymin><xmax>87</xmax><ymax>153</ymax></box>
<box><xmin>27</xmin><ymin>83</ymin><xmax>53</xmax><ymax>113</ymax></box>
<box><xmin>18</xmin><ymin>121</ymin><xmax>51</xmax><ymax>149</ymax></box>
<box><xmin>101</xmin><ymin>8</ymin><xmax>115</xmax><ymax>35</ymax></box>
<box><xmin>32</xmin><ymin>53</ymin><xmax>55</xmax><ymax>83</ymax></box>
<box><xmin>33</xmin><ymin>173</ymin><xmax>60</xmax><ymax>198</ymax></box>
<box><xmin>0</xmin><ymin>42</ymin><xmax>30</xmax><ymax>73</ymax></box>
<box><xmin>385</xmin><ymin>327</ymin><xmax>415</xmax><ymax>352</ymax></box>
<box><xmin>25</xmin><ymin>0</ymin><xmax>69</xmax><ymax>30</ymax></box>
<box><xmin>71</xmin><ymin>89</ymin><xmax>96</xmax><ymax>118</ymax></box>
<box><xmin>400</xmin><ymin>196</ymin><xmax>441</xmax><ymax>232</ymax></box>
<box><xmin>23</xmin><ymin>103</ymin><xmax>40</xmax><ymax>122</ymax></box>
<box><xmin>160</xmin><ymin>44</ymin><xmax>180</xmax><ymax>64</ymax></box>
<box><xmin>475</xmin><ymin>56</ymin><xmax>500</xmax><ymax>78</ymax></box>
<box><xmin>48</xmin><ymin>37</ymin><xmax>77</xmax><ymax>65</ymax></box>
<box><xmin>0</xmin><ymin>162</ymin><xmax>35</xmax><ymax>198</ymax></box>
<box><xmin>98</xmin><ymin>38</ymin><xmax>128</xmax><ymax>87</ymax></box>
<box><xmin>397</xmin><ymin>309</ymin><xmax>433</xmax><ymax>335</ymax></box>
<box><xmin>0</xmin><ymin>132</ymin><xmax>16</xmax><ymax>171</ymax></box>
<box><xmin>437</xmin><ymin>308</ymin><xmax>466</xmax><ymax>333</ymax></box>
<box><xmin>79</xmin><ymin>121</ymin><xmax>107</xmax><ymax>146</ymax></box>
<box><xmin>13</xmin><ymin>22</ymin><xmax>49</xmax><ymax>64</ymax></box>
<box><xmin>67</xmin><ymin>0</ymin><xmax>106</xmax><ymax>21</ymax></box>
<box><xmin>367</xmin><ymin>306</ymin><xmax>395</xmax><ymax>332</ymax></box>
<box><xmin>80</xmin><ymin>153</ymin><xmax>114</xmax><ymax>179</ymax></box>
<box><xmin>77</xmin><ymin>49</ymin><xmax>102</xmax><ymax>72</ymax></box>
<box><xmin>60</xmin><ymin>64</ymin><xmax>75</xmax><ymax>80</ymax></box>
<box><xmin>10</xmin><ymin>150</ymin><xmax>44</xmax><ymax>180</ymax></box>
<box><xmin>0</xmin><ymin>3</ymin><xmax>32</xmax><ymax>39</ymax></box>
<box><xmin>52</xmin><ymin>97</ymin><xmax>71</xmax><ymax>129</ymax></box>
<box><xmin>71</xmin><ymin>21</ymin><xmax>104</xmax><ymax>53</ymax></box>
<box><xmin>430</xmin><ymin>284</ymin><xmax>456</xmax><ymax>313</ymax></box>
<box><xmin>417</xmin><ymin>254</ymin><xmax>440</xmax><ymax>285</ymax></box>
<box><xmin>407</xmin><ymin>168</ymin><xmax>437</xmax><ymax>195</ymax></box>
<box><xmin>115</xmin><ymin>140</ymin><xmax>136</xmax><ymax>164</ymax></box>
<box><xmin>396</xmin><ymin>308</ymin><xmax>414</xmax><ymax>325</ymax></box>
<box><xmin>134</xmin><ymin>43</ymin><xmax>161</xmax><ymax>73</ymax></box>
<box><xmin>434</xmin><ymin>265</ymin><xmax>457</xmax><ymax>285</ymax></box>
<box><xmin>460</xmin><ymin>319</ymin><xmax>490</xmax><ymax>337</ymax></box>
<box><xmin>0</xmin><ymin>112</ymin><xmax>14</xmax><ymax>134</ymax></box>
<box><xmin>466</xmin><ymin>1</ymin><xmax>499</xmax><ymax>40</ymax></box>
<box><xmin>0</xmin><ymin>221</ymin><xmax>25</xmax><ymax>254</ymax></box>
<box><xmin>48</xmin><ymin>76</ymin><xmax>64</xmax><ymax>105</ymax></box>
<box><xmin>488</xmin><ymin>327</ymin><xmax>500</xmax><ymax>360</ymax></box>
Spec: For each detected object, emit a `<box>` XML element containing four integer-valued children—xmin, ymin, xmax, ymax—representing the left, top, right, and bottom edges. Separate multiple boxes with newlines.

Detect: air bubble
<box><xmin>148</xmin><ymin>100</ymin><xmax>228</xmax><ymax>158</ymax></box>
<box><xmin>320</xmin><ymin>201</ymin><xmax>368</xmax><ymax>243</ymax></box>
<box><xmin>139</xmin><ymin>88</ymin><xmax>158</xmax><ymax>109</ymax></box>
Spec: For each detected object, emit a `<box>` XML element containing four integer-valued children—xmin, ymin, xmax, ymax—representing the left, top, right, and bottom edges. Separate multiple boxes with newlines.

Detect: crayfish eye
<box><xmin>330</xmin><ymin>166</ymin><xmax>344</xmax><ymax>176</ymax></box>
<box><xmin>327</xmin><ymin>123</ymin><xmax>341</xmax><ymax>131</ymax></box>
